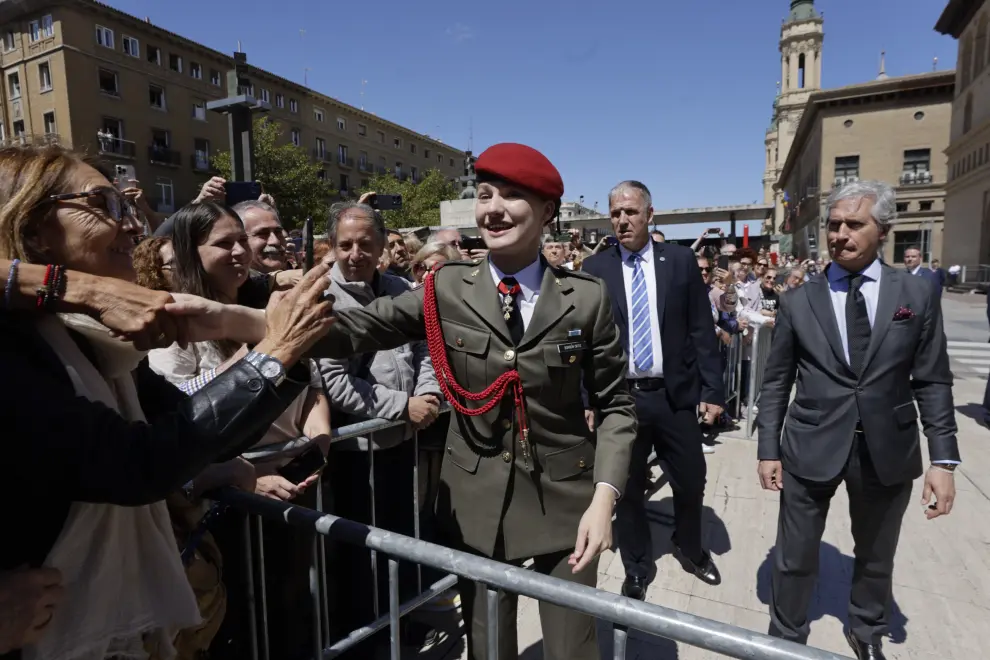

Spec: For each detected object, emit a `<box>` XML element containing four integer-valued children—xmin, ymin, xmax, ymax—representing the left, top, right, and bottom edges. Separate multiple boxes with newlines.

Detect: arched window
<box><xmin>962</xmin><ymin>32</ymin><xmax>974</xmax><ymax>89</ymax></box>
<box><xmin>798</xmin><ymin>53</ymin><xmax>806</xmax><ymax>89</ymax></box>
<box><xmin>977</xmin><ymin>14</ymin><xmax>989</xmax><ymax>74</ymax></box>
<box><xmin>965</xmin><ymin>92</ymin><xmax>974</xmax><ymax>134</ymax></box>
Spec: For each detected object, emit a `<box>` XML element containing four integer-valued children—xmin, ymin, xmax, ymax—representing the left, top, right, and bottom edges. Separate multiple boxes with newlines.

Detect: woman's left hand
<box><xmin>568</xmin><ymin>485</ymin><xmax>615</xmax><ymax>574</ymax></box>
<box><xmin>165</xmin><ymin>293</ymin><xmax>266</xmax><ymax>344</ymax></box>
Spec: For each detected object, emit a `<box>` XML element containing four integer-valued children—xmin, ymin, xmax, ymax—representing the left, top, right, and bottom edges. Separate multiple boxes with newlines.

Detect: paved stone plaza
<box><xmin>418</xmin><ymin>293</ymin><xmax>990</xmax><ymax>660</ymax></box>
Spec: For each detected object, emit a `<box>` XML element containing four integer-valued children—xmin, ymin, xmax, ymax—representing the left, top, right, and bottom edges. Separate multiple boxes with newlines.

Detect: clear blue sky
<box><xmin>106</xmin><ymin>0</ymin><xmax>956</xmax><ymax>238</ymax></box>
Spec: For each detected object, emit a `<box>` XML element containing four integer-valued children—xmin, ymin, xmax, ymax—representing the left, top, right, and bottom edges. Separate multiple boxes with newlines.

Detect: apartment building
<box><xmin>775</xmin><ymin>71</ymin><xmax>955</xmax><ymax>263</ymax></box>
<box><xmin>0</xmin><ymin>0</ymin><xmax>465</xmax><ymax>213</ymax></box>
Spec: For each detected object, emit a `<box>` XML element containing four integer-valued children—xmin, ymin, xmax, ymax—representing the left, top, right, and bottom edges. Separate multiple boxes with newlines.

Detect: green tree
<box><xmin>359</xmin><ymin>168</ymin><xmax>460</xmax><ymax>229</ymax></box>
<box><xmin>211</xmin><ymin>117</ymin><xmax>337</xmax><ymax>229</ymax></box>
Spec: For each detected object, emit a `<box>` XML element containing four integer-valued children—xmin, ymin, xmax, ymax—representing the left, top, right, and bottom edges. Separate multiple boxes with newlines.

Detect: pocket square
<box><xmin>893</xmin><ymin>305</ymin><xmax>915</xmax><ymax>321</ymax></box>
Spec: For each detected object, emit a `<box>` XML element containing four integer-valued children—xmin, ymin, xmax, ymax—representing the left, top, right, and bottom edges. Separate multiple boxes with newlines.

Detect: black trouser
<box><xmin>769</xmin><ymin>433</ymin><xmax>912</xmax><ymax>645</ymax></box>
<box><xmin>326</xmin><ymin>440</ymin><xmax>419</xmax><ymax>654</ymax></box>
<box><xmin>615</xmin><ymin>382</ymin><xmax>708</xmax><ymax>578</ymax></box>
<box><xmin>210</xmin><ymin>487</ymin><xmax>319</xmax><ymax>660</ymax></box>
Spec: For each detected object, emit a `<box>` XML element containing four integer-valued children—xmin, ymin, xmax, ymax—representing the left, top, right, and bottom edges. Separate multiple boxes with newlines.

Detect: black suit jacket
<box><xmin>583</xmin><ymin>242</ymin><xmax>725</xmax><ymax>411</ymax></box>
<box><xmin>756</xmin><ymin>264</ymin><xmax>959</xmax><ymax>486</ymax></box>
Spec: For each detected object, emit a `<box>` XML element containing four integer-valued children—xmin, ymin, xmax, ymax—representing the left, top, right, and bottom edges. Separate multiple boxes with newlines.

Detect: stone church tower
<box><xmin>762</xmin><ymin>0</ymin><xmax>824</xmax><ymax>230</ymax></box>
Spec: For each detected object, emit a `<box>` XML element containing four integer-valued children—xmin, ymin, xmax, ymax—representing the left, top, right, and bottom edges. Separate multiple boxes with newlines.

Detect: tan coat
<box><xmin>313</xmin><ymin>259</ymin><xmax>636</xmax><ymax>560</ymax></box>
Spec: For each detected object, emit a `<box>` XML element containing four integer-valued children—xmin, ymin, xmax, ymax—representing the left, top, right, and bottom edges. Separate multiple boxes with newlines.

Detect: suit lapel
<box><xmin>807</xmin><ymin>274</ymin><xmax>851</xmax><ymax>372</ymax></box>
<box><xmin>603</xmin><ymin>248</ymin><xmax>628</xmax><ymax>331</ymax></box>
<box><xmin>519</xmin><ymin>264</ymin><xmax>574</xmax><ymax>349</ymax></box>
<box><xmin>864</xmin><ymin>265</ymin><xmax>902</xmax><ymax>371</ymax></box>
<box><xmin>460</xmin><ymin>260</ymin><xmax>513</xmax><ymax>345</ymax></box>
<box><xmin>652</xmin><ymin>242</ymin><xmax>668</xmax><ymax>333</ymax></box>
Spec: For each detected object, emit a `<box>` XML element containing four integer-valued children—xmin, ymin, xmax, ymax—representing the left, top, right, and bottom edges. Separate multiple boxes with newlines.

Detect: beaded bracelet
<box><xmin>35</xmin><ymin>264</ymin><xmax>65</xmax><ymax>311</ymax></box>
<box><xmin>3</xmin><ymin>259</ymin><xmax>19</xmax><ymax>310</ymax></box>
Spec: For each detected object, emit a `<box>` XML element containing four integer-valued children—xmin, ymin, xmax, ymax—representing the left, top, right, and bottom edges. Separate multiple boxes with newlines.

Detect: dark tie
<box><xmin>497</xmin><ymin>277</ymin><xmax>525</xmax><ymax>345</ymax></box>
<box><xmin>846</xmin><ymin>274</ymin><xmax>871</xmax><ymax>375</ymax></box>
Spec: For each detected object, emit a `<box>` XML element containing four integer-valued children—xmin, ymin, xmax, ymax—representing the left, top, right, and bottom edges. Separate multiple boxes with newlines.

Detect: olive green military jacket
<box><xmin>314</xmin><ymin>259</ymin><xmax>636</xmax><ymax>560</ymax></box>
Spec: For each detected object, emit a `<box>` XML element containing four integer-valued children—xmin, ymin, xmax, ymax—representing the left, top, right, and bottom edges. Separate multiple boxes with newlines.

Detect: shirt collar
<box><xmin>618</xmin><ymin>241</ymin><xmax>654</xmax><ymax>264</ymax></box>
<box><xmin>826</xmin><ymin>258</ymin><xmax>882</xmax><ymax>285</ymax></box>
<box><xmin>488</xmin><ymin>257</ymin><xmax>544</xmax><ymax>302</ymax></box>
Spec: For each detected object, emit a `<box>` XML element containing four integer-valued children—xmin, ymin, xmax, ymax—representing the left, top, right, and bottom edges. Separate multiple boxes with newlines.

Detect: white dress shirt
<box><xmin>618</xmin><ymin>242</ymin><xmax>664</xmax><ymax>379</ymax></box>
<box><xmin>488</xmin><ymin>258</ymin><xmax>543</xmax><ymax>329</ymax></box>
<box><xmin>826</xmin><ymin>259</ymin><xmax>882</xmax><ymax>365</ymax></box>
<box><xmin>909</xmin><ymin>265</ymin><xmax>923</xmax><ymax>276</ymax></box>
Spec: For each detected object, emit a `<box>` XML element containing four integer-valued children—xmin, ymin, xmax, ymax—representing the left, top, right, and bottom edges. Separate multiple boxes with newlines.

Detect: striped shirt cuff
<box><xmin>178</xmin><ymin>368</ymin><xmax>219</xmax><ymax>395</ymax></box>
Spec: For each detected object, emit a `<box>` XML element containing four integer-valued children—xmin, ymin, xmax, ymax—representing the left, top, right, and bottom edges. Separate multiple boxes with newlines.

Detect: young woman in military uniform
<box><xmin>313</xmin><ymin>143</ymin><xmax>636</xmax><ymax>660</ymax></box>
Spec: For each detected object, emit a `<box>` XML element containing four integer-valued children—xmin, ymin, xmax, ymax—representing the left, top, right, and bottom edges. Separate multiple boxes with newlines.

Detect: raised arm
<box><xmin>309</xmin><ymin>285</ymin><xmax>428</xmax><ymax>359</ymax></box>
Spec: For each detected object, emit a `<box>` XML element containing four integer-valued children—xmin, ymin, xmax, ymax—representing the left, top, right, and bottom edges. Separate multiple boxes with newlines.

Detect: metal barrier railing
<box><xmin>743</xmin><ymin>324</ymin><xmax>774</xmax><ymax>438</ymax></box>
<box><xmin>212</xmin><ymin>486</ymin><xmax>850</xmax><ymax>660</ymax></box>
<box><xmin>722</xmin><ymin>333</ymin><xmax>744</xmax><ymax>419</ymax></box>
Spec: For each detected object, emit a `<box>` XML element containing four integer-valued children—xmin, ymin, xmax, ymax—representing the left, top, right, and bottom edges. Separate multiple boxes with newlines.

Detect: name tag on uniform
<box><xmin>556</xmin><ymin>341</ymin><xmax>585</xmax><ymax>355</ymax></box>
<box><xmin>568</xmin><ymin>329</ymin><xmax>582</xmax><ymax>337</ymax></box>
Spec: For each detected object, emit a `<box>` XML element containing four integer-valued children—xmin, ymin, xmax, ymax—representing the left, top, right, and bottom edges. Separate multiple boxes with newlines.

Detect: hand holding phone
<box><xmin>277</xmin><ymin>444</ymin><xmax>327</xmax><ymax>485</ymax></box>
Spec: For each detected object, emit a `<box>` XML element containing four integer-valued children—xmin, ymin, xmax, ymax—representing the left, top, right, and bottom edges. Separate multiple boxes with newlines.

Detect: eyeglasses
<box><xmin>699</xmin><ymin>266</ymin><xmax>711</xmax><ymax>273</ymax></box>
<box><xmin>44</xmin><ymin>187</ymin><xmax>137</xmax><ymax>224</ymax></box>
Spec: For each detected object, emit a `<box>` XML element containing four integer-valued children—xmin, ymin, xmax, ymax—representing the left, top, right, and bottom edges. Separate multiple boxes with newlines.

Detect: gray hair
<box><xmin>327</xmin><ymin>202</ymin><xmax>384</xmax><ymax>244</ymax></box>
<box><xmin>412</xmin><ymin>240</ymin><xmax>461</xmax><ymax>267</ymax></box>
<box><xmin>542</xmin><ymin>234</ymin><xmax>564</xmax><ymax>247</ymax></box>
<box><xmin>824</xmin><ymin>180</ymin><xmax>897</xmax><ymax>233</ymax></box>
<box><xmin>608</xmin><ymin>180</ymin><xmax>653</xmax><ymax>211</ymax></box>
<box><xmin>231</xmin><ymin>200</ymin><xmax>281</xmax><ymax>225</ymax></box>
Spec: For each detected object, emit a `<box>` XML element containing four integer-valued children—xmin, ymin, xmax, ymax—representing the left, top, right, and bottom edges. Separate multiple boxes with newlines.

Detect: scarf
<box><xmin>25</xmin><ymin>314</ymin><xmax>201</xmax><ymax>660</ymax></box>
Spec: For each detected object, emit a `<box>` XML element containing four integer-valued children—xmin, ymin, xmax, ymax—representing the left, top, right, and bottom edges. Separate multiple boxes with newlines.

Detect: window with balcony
<box><xmin>28</xmin><ymin>20</ymin><xmax>40</xmax><ymax>42</ymax></box>
<box><xmin>395</xmin><ymin>162</ymin><xmax>403</xmax><ymax>178</ymax></box>
<box><xmin>339</xmin><ymin>174</ymin><xmax>349</xmax><ymax>192</ymax></box>
<box><xmin>337</xmin><ymin>117</ymin><xmax>346</xmax><ymax>131</ymax></box>
<box><xmin>315</xmin><ymin>138</ymin><xmax>326</xmax><ymax>159</ymax></box>
<box><xmin>834</xmin><ymin>155</ymin><xmax>859</xmax><ymax>180</ymax></box>
<box><xmin>3</xmin><ymin>32</ymin><xmax>15</xmax><ymax>52</ymax></box>
<box><xmin>424</xmin><ymin>148</ymin><xmax>430</xmax><ymax>159</ymax></box>
<box><xmin>410</xmin><ymin>166</ymin><xmax>418</xmax><ymax>181</ymax></box>
<box><xmin>12</xmin><ymin>120</ymin><xmax>24</xmax><ymax>138</ymax></box>
<box><xmin>902</xmin><ymin>148</ymin><xmax>931</xmax><ymax>174</ymax></box>
<box><xmin>358</xmin><ymin>123</ymin><xmax>367</xmax><ymax>136</ymax></box>
<box><xmin>98</xmin><ymin>69</ymin><xmax>118</xmax><ymax>96</ymax></box>
<box><xmin>317</xmin><ymin>169</ymin><xmax>326</xmax><ymax>181</ymax></box>
<box><xmin>275</xmin><ymin>93</ymin><xmax>284</xmax><ymax>109</ymax></box>
<box><xmin>149</xmin><ymin>129</ymin><xmax>175</xmax><ymax>165</ymax></box>
<box><xmin>38</xmin><ymin>62</ymin><xmax>51</xmax><ymax>92</ymax></box>
<box><xmin>155</xmin><ymin>178</ymin><xmax>174</xmax><ymax>214</ymax></box>
<box><xmin>210</xmin><ymin>69</ymin><xmax>221</xmax><ymax>86</ymax></box>
<box><xmin>95</xmin><ymin>25</ymin><xmax>113</xmax><ymax>49</ymax></box>
<box><xmin>149</xmin><ymin>84</ymin><xmax>166</xmax><ymax>110</ymax></box>
<box><xmin>410</xmin><ymin>143</ymin><xmax>416</xmax><ymax>155</ymax></box>
<box><xmin>101</xmin><ymin>117</ymin><xmax>123</xmax><ymax>140</ymax></box>
<box><xmin>314</xmin><ymin>108</ymin><xmax>325</xmax><ymax>123</ymax></box>
<box><xmin>7</xmin><ymin>72</ymin><xmax>20</xmax><ymax>99</ymax></box>
<box><xmin>194</xmin><ymin>138</ymin><xmax>210</xmax><ymax>171</ymax></box>
<box><xmin>359</xmin><ymin>151</ymin><xmax>369</xmax><ymax>170</ymax></box>
<box><xmin>147</xmin><ymin>45</ymin><xmax>161</xmax><ymax>66</ymax></box>
<box><xmin>377</xmin><ymin>130</ymin><xmax>385</xmax><ymax>144</ymax></box>
<box><xmin>260</xmin><ymin>88</ymin><xmax>270</xmax><ymax>103</ymax></box>
<box><xmin>191</xmin><ymin>99</ymin><xmax>206</xmax><ymax>121</ymax></box>
<box><xmin>151</xmin><ymin>129</ymin><xmax>170</xmax><ymax>149</ymax></box>
<box><xmin>190</xmin><ymin>62</ymin><xmax>202</xmax><ymax>79</ymax></box>
<box><xmin>168</xmin><ymin>54</ymin><xmax>182</xmax><ymax>74</ymax></box>
<box><xmin>393</xmin><ymin>138</ymin><xmax>401</xmax><ymax>149</ymax></box>
<box><xmin>289</xmin><ymin>99</ymin><xmax>298</xmax><ymax>113</ymax></box>
<box><xmin>43</xmin><ymin>111</ymin><xmax>56</xmax><ymax>136</ymax></box>
<box><xmin>41</xmin><ymin>15</ymin><xmax>53</xmax><ymax>38</ymax></box>
<box><xmin>291</xmin><ymin>128</ymin><xmax>301</xmax><ymax>147</ymax></box>
<box><xmin>122</xmin><ymin>35</ymin><xmax>139</xmax><ymax>57</ymax></box>
<box><xmin>337</xmin><ymin>144</ymin><xmax>349</xmax><ymax>165</ymax></box>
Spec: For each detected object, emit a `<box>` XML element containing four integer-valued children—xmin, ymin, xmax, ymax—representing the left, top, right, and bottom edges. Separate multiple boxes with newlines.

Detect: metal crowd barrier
<box><xmin>742</xmin><ymin>324</ymin><xmax>774</xmax><ymax>438</ymax></box>
<box><xmin>722</xmin><ymin>333</ymin><xmax>744</xmax><ymax>419</ymax></box>
<box><xmin>216</xmin><ymin>410</ymin><xmax>849</xmax><ymax>660</ymax></box>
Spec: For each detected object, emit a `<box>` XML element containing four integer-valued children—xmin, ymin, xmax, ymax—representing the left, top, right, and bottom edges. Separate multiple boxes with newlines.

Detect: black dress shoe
<box><xmin>672</xmin><ymin>545</ymin><xmax>722</xmax><ymax>586</ymax></box>
<box><xmin>845</xmin><ymin>630</ymin><xmax>886</xmax><ymax>660</ymax></box>
<box><xmin>621</xmin><ymin>576</ymin><xmax>648</xmax><ymax>601</ymax></box>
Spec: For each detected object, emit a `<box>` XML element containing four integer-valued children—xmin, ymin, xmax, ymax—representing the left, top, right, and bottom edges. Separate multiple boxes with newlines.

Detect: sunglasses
<box><xmin>699</xmin><ymin>266</ymin><xmax>711</xmax><ymax>273</ymax></box>
<box><xmin>44</xmin><ymin>187</ymin><xmax>137</xmax><ymax>224</ymax></box>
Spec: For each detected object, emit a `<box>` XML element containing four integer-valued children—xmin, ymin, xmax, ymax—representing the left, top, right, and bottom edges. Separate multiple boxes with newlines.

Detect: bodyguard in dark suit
<box><xmin>757</xmin><ymin>180</ymin><xmax>959</xmax><ymax>660</ymax></box>
<box><xmin>313</xmin><ymin>144</ymin><xmax>636</xmax><ymax>660</ymax></box>
<box><xmin>903</xmin><ymin>244</ymin><xmax>942</xmax><ymax>296</ymax></box>
<box><xmin>583</xmin><ymin>181</ymin><xmax>725</xmax><ymax>600</ymax></box>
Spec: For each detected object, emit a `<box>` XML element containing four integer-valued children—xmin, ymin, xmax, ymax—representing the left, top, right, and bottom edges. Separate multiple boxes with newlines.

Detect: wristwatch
<box><xmin>245</xmin><ymin>350</ymin><xmax>287</xmax><ymax>387</ymax></box>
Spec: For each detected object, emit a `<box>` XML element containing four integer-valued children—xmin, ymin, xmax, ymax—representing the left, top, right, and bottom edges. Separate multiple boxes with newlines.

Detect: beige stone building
<box><xmin>0</xmin><ymin>0</ymin><xmax>464</xmax><ymax>214</ymax></box>
<box><xmin>775</xmin><ymin>72</ymin><xmax>954</xmax><ymax>263</ymax></box>
<box><xmin>936</xmin><ymin>0</ymin><xmax>990</xmax><ymax>275</ymax></box>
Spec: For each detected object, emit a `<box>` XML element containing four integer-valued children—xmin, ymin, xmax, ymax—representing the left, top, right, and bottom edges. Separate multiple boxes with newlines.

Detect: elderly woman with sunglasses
<box><xmin>0</xmin><ymin>145</ymin><xmax>336</xmax><ymax>660</ymax></box>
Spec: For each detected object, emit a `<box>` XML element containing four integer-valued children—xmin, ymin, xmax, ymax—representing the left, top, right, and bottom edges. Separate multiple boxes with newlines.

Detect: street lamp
<box><xmin>206</xmin><ymin>51</ymin><xmax>271</xmax><ymax>182</ymax></box>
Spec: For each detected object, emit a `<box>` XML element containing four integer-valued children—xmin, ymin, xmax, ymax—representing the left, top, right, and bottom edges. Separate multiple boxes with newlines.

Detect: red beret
<box><xmin>474</xmin><ymin>143</ymin><xmax>564</xmax><ymax>200</ymax></box>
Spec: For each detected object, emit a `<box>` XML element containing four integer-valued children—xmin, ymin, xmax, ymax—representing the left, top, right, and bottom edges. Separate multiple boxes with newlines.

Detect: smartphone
<box><xmin>706</xmin><ymin>227</ymin><xmax>722</xmax><ymax>238</ymax></box>
<box><xmin>113</xmin><ymin>164</ymin><xmax>136</xmax><ymax>189</ymax></box>
<box><xmin>302</xmin><ymin>218</ymin><xmax>314</xmax><ymax>273</ymax></box>
<box><xmin>225</xmin><ymin>181</ymin><xmax>262</xmax><ymax>207</ymax></box>
<box><xmin>277</xmin><ymin>444</ymin><xmax>327</xmax><ymax>485</ymax></box>
<box><xmin>370</xmin><ymin>193</ymin><xmax>403</xmax><ymax>211</ymax></box>
<box><xmin>461</xmin><ymin>236</ymin><xmax>486</xmax><ymax>252</ymax></box>
<box><xmin>717</xmin><ymin>255</ymin><xmax>731</xmax><ymax>271</ymax></box>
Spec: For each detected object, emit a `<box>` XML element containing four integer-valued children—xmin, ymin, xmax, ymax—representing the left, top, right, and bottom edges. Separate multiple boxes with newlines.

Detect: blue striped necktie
<box><xmin>629</xmin><ymin>254</ymin><xmax>654</xmax><ymax>372</ymax></box>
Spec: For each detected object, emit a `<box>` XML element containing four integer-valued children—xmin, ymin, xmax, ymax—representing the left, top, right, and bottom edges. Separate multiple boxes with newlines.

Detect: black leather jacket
<box><xmin>0</xmin><ymin>312</ymin><xmax>310</xmax><ymax>572</ymax></box>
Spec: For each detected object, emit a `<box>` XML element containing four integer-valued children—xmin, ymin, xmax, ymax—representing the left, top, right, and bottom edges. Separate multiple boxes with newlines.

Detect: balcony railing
<box><xmin>338</xmin><ymin>156</ymin><xmax>354</xmax><ymax>168</ymax></box>
<box><xmin>97</xmin><ymin>135</ymin><xmax>136</xmax><ymax>158</ymax></box>
<box><xmin>899</xmin><ymin>170</ymin><xmax>934</xmax><ymax>186</ymax></box>
<box><xmin>358</xmin><ymin>161</ymin><xmax>374</xmax><ymax>173</ymax></box>
<box><xmin>148</xmin><ymin>146</ymin><xmax>181</xmax><ymax>166</ymax></box>
<box><xmin>396</xmin><ymin>172</ymin><xmax>409</xmax><ymax>181</ymax></box>
<box><xmin>376</xmin><ymin>165</ymin><xmax>387</xmax><ymax>175</ymax></box>
<box><xmin>191</xmin><ymin>154</ymin><xmax>212</xmax><ymax>172</ymax></box>
<box><xmin>312</xmin><ymin>148</ymin><xmax>332</xmax><ymax>163</ymax></box>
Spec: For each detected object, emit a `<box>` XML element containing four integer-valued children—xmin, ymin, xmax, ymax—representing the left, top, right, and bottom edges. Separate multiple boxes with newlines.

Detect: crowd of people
<box><xmin>0</xmin><ymin>141</ymin><xmax>959</xmax><ymax>660</ymax></box>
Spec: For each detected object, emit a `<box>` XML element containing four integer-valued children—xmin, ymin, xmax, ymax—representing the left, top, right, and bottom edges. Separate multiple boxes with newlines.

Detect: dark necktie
<box><xmin>497</xmin><ymin>277</ymin><xmax>525</xmax><ymax>345</ymax></box>
<box><xmin>845</xmin><ymin>274</ymin><xmax>871</xmax><ymax>375</ymax></box>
